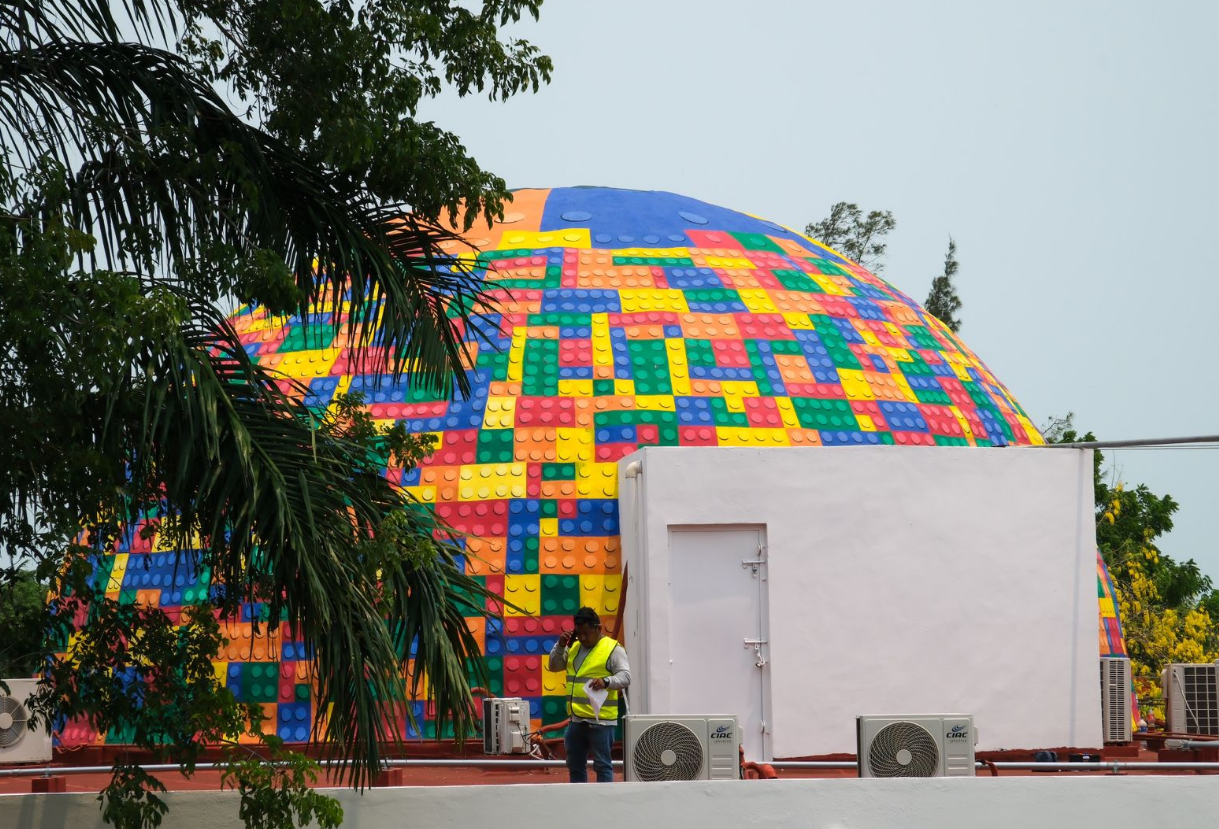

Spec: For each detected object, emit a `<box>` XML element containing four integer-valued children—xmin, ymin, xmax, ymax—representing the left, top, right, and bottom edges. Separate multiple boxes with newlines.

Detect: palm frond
<box><xmin>1</xmin><ymin>35</ymin><xmax>492</xmax><ymax>394</ymax></box>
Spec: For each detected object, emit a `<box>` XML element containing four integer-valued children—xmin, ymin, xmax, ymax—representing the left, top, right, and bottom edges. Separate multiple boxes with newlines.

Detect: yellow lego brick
<box><xmin>703</xmin><ymin>256</ymin><xmax>754</xmax><ymax>269</ymax></box>
<box><xmin>556</xmin><ymin>427</ymin><xmax>594</xmax><ymax>464</ymax></box>
<box><xmin>949</xmin><ymin>406</ymin><xmax>976</xmax><ymax>442</ymax></box>
<box><xmin>618</xmin><ymin>289</ymin><xmax>689</xmax><ymax>314</ymax></box>
<box><xmin>738</xmin><ymin>289</ymin><xmax>780</xmax><ymax>314</ymax></box>
<box><xmin>633</xmin><ymin>395</ymin><xmax>675</xmax><ymax>411</ymax></box>
<box><xmin>580</xmin><ymin>575</ymin><xmax>623</xmax><ymax>615</ymax></box>
<box><xmin>616</xmin><ymin>247</ymin><xmax>691</xmax><ymax>258</ymax></box>
<box><xmin>1018</xmin><ymin>415</ymin><xmax>1046</xmax><ymax>446</ymax></box>
<box><xmin>576</xmin><ymin>462</ymin><xmax>618</xmax><ymax>498</ymax></box>
<box><xmin>276</xmin><ymin>348</ymin><xmax>340</xmax><ymax>377</ymax></box>
<box><xmin>212</xmin><ymin>661</ymin><xmax>227</xmax><ymax>683</ymax></box>
<box><xmin>405</xmin><ymin>484</ymin><xmax>437</xmax><ymax>504</ymax></box>
<box><xmin>106</xmin><ymin>552</ymin><xmax>129</xmax><ymax>596</ymax></box>
<box><xmin>1099</xmin><ymin>597</ymin><xmax>1116</xmax><ymax>618</ymax></box>
<box><xmin>540</xmin><ymin>517</ymin><xmax>558</xmax><ymax>537</ymax></box>
<box><xmin>483</xmin><ymin>396</ymin><xmax>516</xmax><ymax>429</ymax></box>
<box><xmin>837</xmin><ymin>369</ymin><xmax>875</xmax><ymax>401</ymax></box>
<box><xmin>811</xmin><ymin>273</ymin><xmax>849</xmax><ymax>296</ymax></box>
<box><xmin>666</xmin><ymin>340</ymin><xmax>692</xmax><ymax>395</ymax></box>
<box><xmin>714</xmin><ymin>427</ymin><xmax>790</xmax><ymax>447</ymax></box>
<box><xmin>774</xmin><ymin>398</ymin><xmax>803</xmax><ymax>429</ymax></box>
<box><xmin>558</xmin><ymin>378</ymin><xmax>594</xmax><ymax>397</ymax></box>
<box><xmin>506</xmin><ymin>332</ymin><xmax>527</xmax><ymax>383</ymax></box>
<box><xmin>613</xmin><ymin>380</ymin><xmax>635</xmax><ymax>396</ymax></box>
<box><xmin>457</xmin><ymin>462</ymin><xmax>527</xmax><ymax>500</ymax></box>
<box><xmin>720</xmin><ymin>381</ymin><xmax>759</xmax><ymax>398</ymax></box>
<box><xmin>504</xmin><ymin>575</ymin><xmax>540</xmax><ymax>617</ymax></box>
<box><xmin>782</xmin><ymin>312</ymin><xmax>816</xmax><ymax>330</ymax></box>
<box><xmin>591</xmin><ymin>313</ymin><xmax>614</xmax><ymax>367</ymax></box>
<box><xmin>543</xmin><ymin>668</ymin><xmax>567</xmax><ymax>695</ymax></box>
<box><xmin>501</xmin><ymin>228</ymin><xmax>591</xmax><ymax>249</ymax></box>
<box><xmin>857</xmin><ymin>415</ymin><xmax>877</xmax><ymax>432</ymax></box>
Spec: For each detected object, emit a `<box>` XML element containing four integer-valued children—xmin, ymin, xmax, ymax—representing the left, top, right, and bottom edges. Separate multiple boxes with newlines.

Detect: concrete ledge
<box><xmin>5</xmin><ymin>776</ymin><xmax>1219</xmax><ymax>829</ymax></box>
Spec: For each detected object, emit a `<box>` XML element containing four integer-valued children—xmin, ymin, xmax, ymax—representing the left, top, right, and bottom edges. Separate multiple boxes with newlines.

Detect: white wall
<box><xmin>619</xmin><ymin>446</ymin><xmax>1099</xmax><ymax>758</ymax></box>
<box><xmin>6</xmin><ymin>777</ymin><xmax>1219</xmax><ymax>829</ymax></box>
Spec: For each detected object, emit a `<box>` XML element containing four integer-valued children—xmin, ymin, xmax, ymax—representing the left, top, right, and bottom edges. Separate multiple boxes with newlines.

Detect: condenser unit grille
<box><xmin>630</xmin><ymin>721</ymin><xmax>705</xmax><ymax>782</ymax></box>
<box><xmin>867</xmin><ymin>722</ymin><xmax>940</xmax><ymax>778</ymax></box>
<box><xmin>0</xmin><ymin>694</ymin><xmax>30</xmax><ymax>748</ymax></box>
<box><xmin>1182</xmin><ymin>666</ymin><xmax>1219</xmax><ymax>735</ymax></box>
<box><xmin>1100</xmin><ymin>657</ymin><xmax>1132</xmax><ymax>743</ymax></box>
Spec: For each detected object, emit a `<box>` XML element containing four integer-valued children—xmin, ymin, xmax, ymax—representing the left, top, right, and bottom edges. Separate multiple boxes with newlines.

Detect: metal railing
<box><xmin>5</xmin><ymin>757</ymin><xmax>1219</xmax><ymax>778</ymax></box>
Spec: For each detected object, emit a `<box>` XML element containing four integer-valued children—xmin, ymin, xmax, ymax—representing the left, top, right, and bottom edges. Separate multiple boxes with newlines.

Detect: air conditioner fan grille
<box><xmin>631</xmin><ymin>721</ymin><xmax>704</xmax><ymax>782</ymax></box>
<box><xmin>0</xmin><ymin>694</ymin><xmax>30</xmax><ymax>748</ymax></box>
<box><xmin>867</xmin><ymin>721</ymin><xmax>939</xmax><ymax>777</ymax></box>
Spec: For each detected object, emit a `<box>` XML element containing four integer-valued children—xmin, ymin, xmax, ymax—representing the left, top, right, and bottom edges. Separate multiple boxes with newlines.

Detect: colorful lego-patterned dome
<box><xmin>64</xmin><ymin>187</ymin><xmax>1059</xmax><ymax>748</ymax></box>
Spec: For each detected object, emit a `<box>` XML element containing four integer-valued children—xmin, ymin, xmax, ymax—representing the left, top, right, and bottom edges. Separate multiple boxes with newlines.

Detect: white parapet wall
<box><xmin>6</xmin><ymin>777</ymin><xmax>1219</xmax><ymax>829</ymax></box>
<box><xmin>617</xmin><ymin>446</ymin><xmax>1100</xmax><ymax>759</ymax></box>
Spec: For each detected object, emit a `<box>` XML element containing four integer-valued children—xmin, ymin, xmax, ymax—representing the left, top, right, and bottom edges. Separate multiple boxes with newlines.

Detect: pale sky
<box><xmin>421</xmin><ymin>0</ymin><xmax>1219</xmax><ymax>577</ymax></box>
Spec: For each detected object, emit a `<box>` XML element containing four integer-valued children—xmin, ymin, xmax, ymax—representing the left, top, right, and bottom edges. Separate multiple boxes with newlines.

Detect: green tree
<box><xmin>1043</xmin><ymin>415</ymin><xmax>1219</xmax><ymax>688</ymax></box>
<box><xmin>0</xmin><ymin>568</ymin><xmax>45</xmax><ymax>678</ymax></box>
<box><xmin>804</xmin><ymin>202</ymin><xmax>896</xmax><ymax>272</ymax></box>
<box><xmin>924</xmin><ymin>237</ymin><xmax>962</xmax><ymax>332</ymax></box>
<box><xmin>1</xmin><ymin>1</ymin><xmax>550</xmax><ymax>826</ymax></box>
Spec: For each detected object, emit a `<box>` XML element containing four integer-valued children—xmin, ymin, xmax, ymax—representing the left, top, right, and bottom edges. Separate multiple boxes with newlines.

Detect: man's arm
<box><xmin>603</xmin><ymin>645</ymin><xmax>631</xmax><ymax>691</ymax></box>
<box><xmin>547</xmin><ymin>639</ymin><xmax>569</xmax><ymax>673</ymax></box>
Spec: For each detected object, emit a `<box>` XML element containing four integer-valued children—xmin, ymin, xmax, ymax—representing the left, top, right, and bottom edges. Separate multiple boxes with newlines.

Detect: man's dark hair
<box><xmin>573</xmin><ymin>607</ymin><xmax>600</xmax><ymax>628</ymax></box>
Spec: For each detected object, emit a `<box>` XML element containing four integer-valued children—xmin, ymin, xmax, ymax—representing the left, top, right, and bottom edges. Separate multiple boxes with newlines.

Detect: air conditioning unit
<box><xmin>0</xmin><ymin>679</ymin><xmax>52</xmax><ymax>764</ymax></box>
<box><xmin>1163</xmin><ymin>662</ymin><xmax>1219</xmax><ymax>735</ymax></box>
<box><xmin>1100</xmin><ymin>657</ymin><xmax>1133</xmax><ymax>743</ymax></box>
<box><xmin>482</xmin><ymin>697</ymin><xmax>531</xmax><ymax>755</ymax></box>
<box><xmin>857</xmin><ymin>715</ymin><xmax>975</xmax><ymax>778</ymax></box>
<box><xmin>623</xmin><ymin>715</ymin><xmax>740</xmax><ymax>781</ymax></box>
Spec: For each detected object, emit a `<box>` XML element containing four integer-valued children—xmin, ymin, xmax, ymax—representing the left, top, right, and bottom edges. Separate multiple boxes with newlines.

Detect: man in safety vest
<box><xmin>547</xmin><ymin>606</ymin><xmax>631</xmax><ymax>782</ymax></box>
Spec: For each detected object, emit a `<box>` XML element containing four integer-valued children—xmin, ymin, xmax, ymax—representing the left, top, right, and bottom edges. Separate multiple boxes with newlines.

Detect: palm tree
<box><xmin>0</xmin><ymin>0</ymin><xmax>518</xmax><ymax>796</ymax></box>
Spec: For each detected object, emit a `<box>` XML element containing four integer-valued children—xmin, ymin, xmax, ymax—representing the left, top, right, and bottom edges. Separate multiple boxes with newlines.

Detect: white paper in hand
<box><xmin>583</xmin><ymin>680</ymin><xmax>609</xmax><ymax>719</ymax></box>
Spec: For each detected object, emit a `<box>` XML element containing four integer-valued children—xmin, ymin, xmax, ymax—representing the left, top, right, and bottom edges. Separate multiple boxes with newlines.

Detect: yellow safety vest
<box><xmin>565</xmin><ymin>636</ymin><xmax>620</xmax><ymax>722</ymax></box>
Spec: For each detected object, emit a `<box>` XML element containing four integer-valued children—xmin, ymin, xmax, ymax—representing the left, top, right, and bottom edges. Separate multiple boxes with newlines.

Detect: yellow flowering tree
<box><xmin>1046</xmin><ymin>416</ymin><xmax>1219</xmax><ymax>717</ymax></box>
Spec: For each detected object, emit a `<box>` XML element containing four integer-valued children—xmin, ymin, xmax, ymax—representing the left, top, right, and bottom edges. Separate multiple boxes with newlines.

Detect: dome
<box><xmin>65</xmin><ymin>187</ymin><xmax>1047</xmax><ymax>746</ymax></box>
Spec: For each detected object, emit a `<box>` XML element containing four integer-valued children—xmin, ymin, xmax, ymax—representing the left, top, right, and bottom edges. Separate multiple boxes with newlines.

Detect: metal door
<box><xmin>668</xmin><ymin>526</ymin><xmax>771</xmax><ymax>761</ymax></box>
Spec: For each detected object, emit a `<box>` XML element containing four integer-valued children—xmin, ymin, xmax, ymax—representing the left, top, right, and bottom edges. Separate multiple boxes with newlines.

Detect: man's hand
<box><xmin>558</xmin><ymin>629</ymin><xmax>574</xmax><ymax>648</ymax></box>
<box><xmin>588</xmin><ymin>678</ymin><xmax>608</xmax><ymax>691</ymax></box>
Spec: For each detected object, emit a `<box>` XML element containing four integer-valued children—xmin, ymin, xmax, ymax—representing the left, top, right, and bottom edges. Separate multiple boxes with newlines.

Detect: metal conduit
<box><xmin>7</xmin><ymin>759</ymin><xmax>1219</xmax><ymax>778</ymax></box>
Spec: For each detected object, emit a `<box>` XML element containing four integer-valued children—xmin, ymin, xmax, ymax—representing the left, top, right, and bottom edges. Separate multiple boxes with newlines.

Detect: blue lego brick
<box><xmin>878</xmin><ymin>402</ymin><xmax>929</xmax><ymax>432</ymax></box>
<box><xmin>665</xmin><ymin>267</ymin><xmax>724</xmax><ymax>290</ymax></box>
<box><xmin>596</xmin><ymin>425</ymin><xmax>636</xmax><ymax>444</ymax></box>
<box><xmin>819</xmin><ymin>430</ymin><xmax>883</xmax><ymax>446</ymax></box>
<box><xmin>540</xmin><ymin>290</ymin><xmax>620</xmax><ymax>314</ymax></box>
<box><xmin>675</xmin><ymin>397</ymin><xmax>716</xmax><ymax>425</ymax></box>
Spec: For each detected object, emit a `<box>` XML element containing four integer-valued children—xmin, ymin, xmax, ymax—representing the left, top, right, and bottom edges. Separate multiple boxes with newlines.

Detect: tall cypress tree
<box><xmin>925</xmin><ymin>237</ymin><xmax>963</xmax><ymax>332</ymax></box>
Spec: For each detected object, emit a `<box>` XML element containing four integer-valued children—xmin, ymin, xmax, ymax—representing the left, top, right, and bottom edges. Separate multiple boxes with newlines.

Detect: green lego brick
<box><xmin>540</xmin><ymin>499</ymin><xmax>558</xmax><ymax>518</ymax></box>
<box><xmin>807</xmin><ymin>257</ymin><xmax>848</xmax><ymax>276</ymax></box>
<box><xmin>730</xmin><ymin>232</ymin><xmax>784</xmax><ymax>253</ymax></box>
<box><xmin>708</xmin><ymin>397</ymin><xmax>749</xmax><ymax>428</ymax></box>
<box><xmin>241</xmin><ymin>663</ymin><xmax>280</xmax><ymax>703</ymax></box>
<box><xmin>542</xmin><ymin>463</ymin><xmax>577</xmax><ymax>480</ymax></box>
<box><xmin>683</xmin><ymin>338</ymin><xmax>717</xmax><ymax>366</ymax></box>
<box><xmin>772</xmin><ymin>269</ymin><xmax>825</xmax><ymax>292</ymax></box>
<box><xmin>789</xmin><ymin>397</ymin><xmax>858</xmax><ymax>431</ymax></box>
<box><xmin>476</xmin><ymin>428</ymin><xmax>515</xmax><ymax>464</ymax></box>
<box><xmin>522</xmin><ymin>339</ymin><xmax>560</xmax><ymax>396</ymax></box>
<box><xmin>277</xmin><ymin>324</ymin><xmax>334</xmax><ymax>353</ymax></box>
<box><xmin>592</xmin><ymin>379</ymin><xmax>616</xmax><ymax>396</ymax></box>
<box><xmin>541</xmin><ymin>574</ymin><xmax>580</xmax><ymax>616</ymax></box>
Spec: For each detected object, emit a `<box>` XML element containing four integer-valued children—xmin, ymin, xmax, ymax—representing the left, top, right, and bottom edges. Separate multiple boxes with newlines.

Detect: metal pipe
<box><xmin>1028</xmin><ymin>435</ymin><xmax>1219</xmax><ymax>450</ymax></box>
<box><xmin>8</xmin><ymin>758</ymin><xmax>1219</xmax><ymax>780</ymax></box>
<box><xmin>0</xmin><ymin>758</ymin><xmax>624</xmax><ymax>778</ymax></box>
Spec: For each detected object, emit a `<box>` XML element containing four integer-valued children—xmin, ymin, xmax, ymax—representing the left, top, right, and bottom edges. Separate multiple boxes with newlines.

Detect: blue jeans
<box><xmin>565</xmin><ymin>720</ymin><xmax>615</xmax><ymax>783</ymax></box>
